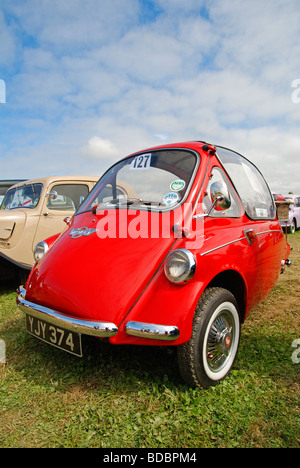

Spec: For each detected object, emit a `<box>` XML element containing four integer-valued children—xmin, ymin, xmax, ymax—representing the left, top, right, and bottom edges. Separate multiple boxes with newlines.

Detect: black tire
<box><xmin>178</xmin><ymin>287</ymin><xmax>241</xmax><ymax>389</ymax></box>
<box><xmin>288</xmin><ymin>219</ymin><xmax>296</xmax><ymax>234</ymax></box>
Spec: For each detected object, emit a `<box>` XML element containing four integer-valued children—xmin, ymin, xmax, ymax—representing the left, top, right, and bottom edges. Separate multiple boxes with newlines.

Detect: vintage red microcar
<box><xmin>17</xmin><ymin>141</ymin><xmax>291</xmax><ymax>388</ymax></box>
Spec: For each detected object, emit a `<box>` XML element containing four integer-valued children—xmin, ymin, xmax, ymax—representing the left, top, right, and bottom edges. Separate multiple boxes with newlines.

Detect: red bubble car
<box><xmin>17</xmin><ymin>141</ymin><xmax>291</xmax><ymax>388</ymax></box>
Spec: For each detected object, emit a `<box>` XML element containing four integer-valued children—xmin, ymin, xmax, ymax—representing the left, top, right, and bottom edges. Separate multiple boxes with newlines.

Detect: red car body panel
<box><xmin>20</xmin><ymin>141</ymin><xmax>290</xmax><ymax>348</ymax></box>
<box><xmin>26</xmin><ymin>212</ymin><xmax>176</xmax><ymax>327</ymax></box>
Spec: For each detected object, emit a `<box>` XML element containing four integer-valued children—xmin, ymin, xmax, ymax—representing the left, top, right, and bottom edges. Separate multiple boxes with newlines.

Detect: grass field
<box><xmin>0</xmin><ymin>232</ymin><xmax>299</xmax><ymax>448</ymax></box>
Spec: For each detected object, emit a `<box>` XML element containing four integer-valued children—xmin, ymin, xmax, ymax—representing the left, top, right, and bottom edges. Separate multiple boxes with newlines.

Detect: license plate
<box><xmin>25</xmin><ymin>314</ymin><xmax>82</xmax><ymax>357</ymax></box>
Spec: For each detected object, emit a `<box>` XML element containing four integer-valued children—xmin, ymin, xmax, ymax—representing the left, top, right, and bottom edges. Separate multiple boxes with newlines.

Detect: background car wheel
<box><xmin>288</xmin><ymin>219</ymin><xmax>296</xmax><ymax>234</ymax></box>
<box><xmin>177</xmin><ymin>287</ymin><xmax>241</xmax><ymax>389</ymax></box>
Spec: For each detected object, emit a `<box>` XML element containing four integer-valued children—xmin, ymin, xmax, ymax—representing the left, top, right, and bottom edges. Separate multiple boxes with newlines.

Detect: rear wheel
<box><xmin>178</xmin><ymin>287</ymin><xmax>241</xmax><ymax>389</ymax></box>
<box><xmin>288</xmin><ymin>219</ymin><xmax>296</xmax><ymax>234</ymax></box>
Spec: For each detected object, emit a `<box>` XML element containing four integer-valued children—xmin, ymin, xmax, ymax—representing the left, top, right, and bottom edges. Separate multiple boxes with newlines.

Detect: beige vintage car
<box><xmin>0</xmin><ymin>175</ymin><xmax>98</xmax><ymax>279</ymax></box>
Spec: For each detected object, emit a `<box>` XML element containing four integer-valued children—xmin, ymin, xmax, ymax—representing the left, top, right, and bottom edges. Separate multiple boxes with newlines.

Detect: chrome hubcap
<box><xmin>206</xmin><ymin>311</ymin><xmax>235</xmax><ymax>373</ymax></box>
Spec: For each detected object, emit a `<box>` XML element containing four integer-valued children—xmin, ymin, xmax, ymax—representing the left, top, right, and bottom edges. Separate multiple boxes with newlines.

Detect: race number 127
<box><xmin>130</xmin><ymin>154</ymin><xmax>151</xmax><ymax>170</ymax></box>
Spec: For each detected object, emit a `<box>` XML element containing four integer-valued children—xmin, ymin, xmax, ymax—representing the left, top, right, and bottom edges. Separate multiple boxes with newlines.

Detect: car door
<box><xmin>33</xmin><ymin>182</ymin><xmax>90</xmax><ymax>248</ymax></box>
<box><xmin>216</xmin><ymin>147</ymin><xmax>285</xmax><ymax>302</ymax></box>
<box><xmin>197</xmin><ymin>161</ymin><xmax>265</xmax><ymax>307</ymax></box>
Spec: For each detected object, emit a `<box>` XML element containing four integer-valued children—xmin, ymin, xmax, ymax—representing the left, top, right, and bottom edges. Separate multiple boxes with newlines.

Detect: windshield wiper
<box><xmin>92</xmin><ymin>198</ymin><xmax>133</xmax><ymax>213</ymax></box>
<box><xmin>137</xmin><ymin>200</ymin><xmax>165</xmax><ymax>207</ymax></box>
<box><xmin>92</xmin><ymin>198</ymin><xmax>165</xmax><ymax>214</ymax></box>
<box><xmin>120</xmin><ymin>198</ymin><xmax>166</xmax><ymax>207</ymax></box>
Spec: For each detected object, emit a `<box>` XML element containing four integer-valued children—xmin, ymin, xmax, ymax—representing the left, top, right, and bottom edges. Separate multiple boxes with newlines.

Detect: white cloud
<box><xmin>0</xmin><ymin>0</ymin><xmax>300</xmax><ymax>194</ymax></box>
<box><xmin>0</xmin><ymin>11</ymin><xmax>16</xmax><ymax>66</ymax></box>
<box><xmin>153</xmin><ymin>0</ymin><xmax>206</xmax><ymax>12</ymax></box>
<box><xmin>3</xmin><ymin>0</ymin><xmax>140</xmax><ymax>50</ymax></box>
<box><xmin>82</xmin><ymin>136</ymin><xmax>120</xmax><ymax>160</ymax></box>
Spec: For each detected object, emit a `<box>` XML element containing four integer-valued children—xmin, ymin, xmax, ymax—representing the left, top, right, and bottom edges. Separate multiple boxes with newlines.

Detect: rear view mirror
<box><xmin>193</xmin><ymin>181</ymin><xmax>231</xmax><ymax>221</ymax></box>
<box><xmin>210</xmin><ymin>181</ymin><xmax>231</xmax><ymax>211</ymax></box>
<box><xmin>49</xmin><ymin>190</ymin><xmax>58</xmax><ymax>201</ymax></box>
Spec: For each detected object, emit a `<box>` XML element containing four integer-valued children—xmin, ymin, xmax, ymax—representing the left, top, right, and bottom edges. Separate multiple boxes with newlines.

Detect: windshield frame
<box><xmin>76</xmin><ymin>148</ymin><xmax>200</xmax><ymax>215</ymax></box>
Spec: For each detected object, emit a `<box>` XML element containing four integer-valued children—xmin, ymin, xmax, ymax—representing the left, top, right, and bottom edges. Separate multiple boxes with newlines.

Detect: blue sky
<box><xmin>0</xmin><ymin>0</ymin><xmax>300</xmax><ymax>193</ymax></box>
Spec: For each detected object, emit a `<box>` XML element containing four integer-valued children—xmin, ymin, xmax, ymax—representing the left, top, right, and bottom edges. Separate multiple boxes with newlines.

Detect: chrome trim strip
<box><xmin>125</xmin><ymin>321</ymin><xmax>180</xmax><ymax>341</ymax></box>
<box><xmin>256</xmin><ymin>229</ymin><xmax>283</xmax><ymax>235</ymax></box>
<box><xmin>200</xmin><ymin>229</ymin><xmax>283</xmax><ymax>256</ymax></box>
<box><xmin>201</xmin><ymin>237</ymin><xmax>246</xmax><ymax>256</ymax></box>
<box><xmin>17</xmin><ymin>289</ymin><xmax>118</xmax><ymax>338</ymax></box>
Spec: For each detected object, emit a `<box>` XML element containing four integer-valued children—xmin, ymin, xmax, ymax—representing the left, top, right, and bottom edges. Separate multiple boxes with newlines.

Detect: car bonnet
<box><xmin>25</xmin><ymin>209</ymin><xmax>178</xmax><ymax>327</ymax></box>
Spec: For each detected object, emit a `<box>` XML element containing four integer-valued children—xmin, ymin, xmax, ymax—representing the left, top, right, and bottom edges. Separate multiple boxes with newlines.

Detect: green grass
<box><xmin>0</xmin><ymin>232</ymin><xmax>299</xmax><ymax>448</ymax></box>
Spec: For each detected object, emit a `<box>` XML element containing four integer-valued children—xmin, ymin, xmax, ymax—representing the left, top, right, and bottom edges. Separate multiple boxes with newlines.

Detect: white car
<box><xmin>280</xmin><ymin>194</ymin><xmax>300</xmax><ymax>234</ymax></box>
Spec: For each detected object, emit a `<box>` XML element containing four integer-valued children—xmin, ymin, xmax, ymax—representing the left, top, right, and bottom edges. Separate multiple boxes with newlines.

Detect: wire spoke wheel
<box><xmin>205</xmin><ymin>308</ymin><xmax>237</xmax><ymax>375</ymax></box>
<box><xmin>178</xmin><ymin>287</ymin><xmax>241</xmax><ymax>389</ymax></box>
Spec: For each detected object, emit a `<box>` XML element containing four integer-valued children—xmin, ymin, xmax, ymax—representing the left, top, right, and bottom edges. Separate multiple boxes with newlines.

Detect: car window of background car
<box><xmin>202</xmin><ymin>167</ymin><xmax>242</xmax><ymax>217</ymax></box>
<box><xmin>1</xmin><ymin>184</ymin><xmax>43</xmax><ymax>210</ymax></box>
<box><xmin>0</xmin><ymin>180</ymin><xmax>26</xmax><ymax>208</ymax></box>
<box><xmin>47</xmin><ymin>184</ymin><xmax>89</xmax><ymax>211</ymax></box>
<box><xmin>216</xmin><ymin>147</ymin><xmax>276</xmax><ymax>220</ymax></box>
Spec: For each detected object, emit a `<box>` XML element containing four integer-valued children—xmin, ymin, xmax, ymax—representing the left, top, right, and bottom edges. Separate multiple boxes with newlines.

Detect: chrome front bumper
<box><xmin>17</xmin><ymin>287</ymin><xmax>180</xmax><ymax>342</ymax></box>
<box><xmin>125</xmin><ymin>321</ymin><xmax>179</xmax><ymax>341</ymax></box>
<box><xmin>17</xmin><ymin>287</ymin><xmax>118</xmax><ymax>338</ymax></box>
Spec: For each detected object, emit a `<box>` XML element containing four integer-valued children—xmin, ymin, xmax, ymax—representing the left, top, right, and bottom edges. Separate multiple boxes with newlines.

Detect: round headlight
<box><xmin>164</xmin><ymin>249</ymin><xmax>196</xmax><ymax>284</ymax></box>
<box><xmin>34</xmin><ymin>241</ymin><xmax>49</xmax><ymax>263</ymax></box>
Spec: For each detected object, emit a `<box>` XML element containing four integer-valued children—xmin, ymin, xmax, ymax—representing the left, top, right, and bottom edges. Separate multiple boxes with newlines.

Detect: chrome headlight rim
<box><xmin>34</xmin><ymin>240</ymin><xmax>49</xmax><ymax>263</ymax></box>
<box><xmin>164</xmin><ymin>248</ymin><xmax>196</xmax><ymax>284</ymax></box>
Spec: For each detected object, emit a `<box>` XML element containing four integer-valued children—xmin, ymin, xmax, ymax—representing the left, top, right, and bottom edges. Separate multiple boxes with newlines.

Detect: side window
<box><xmin>216</xmin><ymin>147</ymin><xmax>276</xmax><ymax>220</ymax></box>
<box><xmin>47</xmin><ymin>184</ymin><xmax>89</xmax><ymax>211</ymax></box>
<box><xmin>202</xmin><ymin>167</ymin><xmax>242</xmax><ymax>217</ymax></box>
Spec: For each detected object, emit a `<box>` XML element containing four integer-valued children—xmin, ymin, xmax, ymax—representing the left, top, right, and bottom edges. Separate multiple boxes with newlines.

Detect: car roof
<box><xmin>8</xmin><ymin>175</ymin><xmax>99</xmax><ymax>189</ymax></box>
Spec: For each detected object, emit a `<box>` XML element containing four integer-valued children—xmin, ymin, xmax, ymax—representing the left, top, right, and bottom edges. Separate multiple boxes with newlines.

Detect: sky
<box><xmin>0</xmin><ymin>0</ymin><xmax>300</xmax><ymax>194</ymax></box>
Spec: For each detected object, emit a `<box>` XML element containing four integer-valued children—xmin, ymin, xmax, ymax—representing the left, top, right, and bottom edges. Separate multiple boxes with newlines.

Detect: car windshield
<box><xmin>77</xmin><ymin>149</ymin><xmax>199</xmax><ymax>214</ymax></box>
<box><xmin>0</xmin><ymin>183</ymin><xmax>43</xmax><ymax>210</ymax></box>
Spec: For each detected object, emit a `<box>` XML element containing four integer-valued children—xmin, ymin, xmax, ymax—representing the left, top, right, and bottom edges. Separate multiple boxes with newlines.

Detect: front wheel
<box><xmin>177</xmin><ymin>287</ymin><xmax>241</xmax><ymax>389</ymax></box>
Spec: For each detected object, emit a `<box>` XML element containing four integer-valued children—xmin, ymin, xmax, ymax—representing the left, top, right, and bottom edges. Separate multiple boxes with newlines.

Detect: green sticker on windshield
<box><xmin>170</xmin><ymin>179</ymin><xmax>185</xmax><ymax>191</ymax></box>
